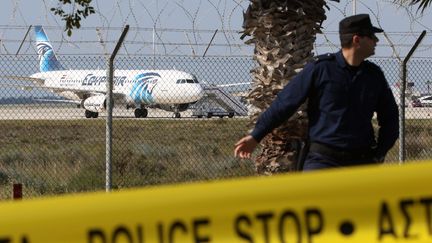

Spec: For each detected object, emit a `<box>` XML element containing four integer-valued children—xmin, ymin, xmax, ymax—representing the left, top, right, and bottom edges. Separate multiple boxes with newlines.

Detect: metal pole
<box><xmin>184</xmin><ymin>31</ymin><xmax>196</xmax><ymax>57</ymax></box>
<box><xmin>427</xmin><ymin>81</ymin><xmax>431</xmax><ymax>94</ymax></box>
<box><xmin>106</xmin><ymin>25</ymin><xmax>129</xmax><ymax>192</ymax></box>
<box><xmin>399</xmin><ymin>30</ymin><xmax>426</xmax><ymax>163</ymax></box>
<box><xmin>16</xmin><ymin>25</ymin><xmax>32</xmax><ymax>56</ymax></box>
<box><xmin>152</xmin><ymin>27</ymin><xmax>155</xmax><ymax>67</ymax></box>
<box><xmin>13</xmin><ymin>183</ymin><xmax>22</xmax><ymax>200</ymax></box>
<box><xmin>203</xmin><ymin>29</ymin><xmax>218</xmax><ymax>58</ymax></box>
<box><xmin>353</xmin><ymin>0</ymin><xmax>356</xmax><ymax>15</ymax></box>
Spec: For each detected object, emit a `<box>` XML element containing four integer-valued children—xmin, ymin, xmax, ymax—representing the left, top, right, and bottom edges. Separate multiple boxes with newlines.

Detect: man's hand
<box><xmin>371</xmin><ymin>148</ymin><xmax>385</xmax><ymax>163</ymax></box>
<box><xmin>234</xmin><ymin>135</ymin><xmax>258</xmax><ymax>159</ymax></box>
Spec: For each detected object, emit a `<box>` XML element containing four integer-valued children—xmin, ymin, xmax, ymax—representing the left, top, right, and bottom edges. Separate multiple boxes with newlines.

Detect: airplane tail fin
<box><xmin>35</xmin><ymin>26</ymin><xmax>63</xmax><ymax>72</ymax></box>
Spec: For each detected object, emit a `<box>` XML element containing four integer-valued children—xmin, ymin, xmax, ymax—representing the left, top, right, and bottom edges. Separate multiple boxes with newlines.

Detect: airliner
<box><xmin>19</xmin><ymin>26</ymin><xmax>205</xmax><ymax>118</ymax></box>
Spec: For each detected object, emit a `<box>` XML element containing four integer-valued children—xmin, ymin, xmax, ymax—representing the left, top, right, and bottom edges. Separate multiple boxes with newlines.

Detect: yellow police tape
<box><xmin>1</xmin><ymin>161</ymin><xmax>432</xmax><ymax>243</ymax></box>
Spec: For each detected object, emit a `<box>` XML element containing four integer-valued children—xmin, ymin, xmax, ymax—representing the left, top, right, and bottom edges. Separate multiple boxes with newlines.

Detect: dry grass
<box><xmin>0</xmin><ymin>119</ymin><xmax>255</xmax><ymax>199</ymax></box>
<box><xmin>1</xmin><ymin>118</ymin><xmax>431</xmax><ymax>199</ymax></box>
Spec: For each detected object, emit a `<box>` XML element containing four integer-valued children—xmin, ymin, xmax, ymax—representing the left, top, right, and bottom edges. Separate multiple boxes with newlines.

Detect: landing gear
<box><xmin>85</xmin><ymin>110</ymin><xmax>99</xmax><ymax>118</ymax></box>
<box><xmin>172</xmin><ymin>105</ymin><xmax>182</xmax><ymax>118</ymax></box>
<box><xmin>134</xmin><ymin>108</ymin><xmax>148</xmax><ymax>118</ymax></box>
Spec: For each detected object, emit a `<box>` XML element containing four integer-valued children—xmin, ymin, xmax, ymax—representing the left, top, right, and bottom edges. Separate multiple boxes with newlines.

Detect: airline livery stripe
<box><xmin>130</xmin><ymin>73</ymin><xmax>161</xmax><ymax>103</ymax></box>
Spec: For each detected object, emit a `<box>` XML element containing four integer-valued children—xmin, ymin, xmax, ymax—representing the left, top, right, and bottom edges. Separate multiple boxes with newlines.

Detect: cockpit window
<box><xmin>177</xmin><ymin>79</ymin><xmax>198</xmax><ymax>84</ymax></box>
<box><xmin>191</xmin><ymin>75</ymin><xmax>199</xmax><ymax>83</ymax></box>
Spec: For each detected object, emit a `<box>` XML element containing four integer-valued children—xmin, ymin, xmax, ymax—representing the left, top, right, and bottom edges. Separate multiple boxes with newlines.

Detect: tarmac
<box><xmin>0</xmin><ymin>104</ymin><xmax>194</xmax><ymax>120</ymax></box>
<box><xmin>0</xmin><ymin>104</ymin><xmax>431</xmax><ymax>120</ymax></box>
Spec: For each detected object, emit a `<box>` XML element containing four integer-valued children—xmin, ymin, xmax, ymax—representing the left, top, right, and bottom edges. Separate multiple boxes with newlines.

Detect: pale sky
<box><xmin>0</xmin><ymin>0</ymin><xmax>431</xmax><ymax>57</ymax></box>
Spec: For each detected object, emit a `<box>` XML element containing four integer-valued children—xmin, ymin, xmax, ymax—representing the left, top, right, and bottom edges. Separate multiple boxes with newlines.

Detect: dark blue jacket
<box><xmin>251</xmin><ymin>51</ymin><xmax>399</xmax><ymax>159</ymax></box>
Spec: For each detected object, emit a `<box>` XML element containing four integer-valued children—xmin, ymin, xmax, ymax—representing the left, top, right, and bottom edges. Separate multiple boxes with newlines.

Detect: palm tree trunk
<box><xmin>242</xmin><ymin>0</ymin><xmax>328</xmax><ymax>174</ymax></box>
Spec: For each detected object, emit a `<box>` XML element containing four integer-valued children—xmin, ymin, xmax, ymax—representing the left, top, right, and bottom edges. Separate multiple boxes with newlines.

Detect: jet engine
<box><xmin>82</xmin><ymin>95</ymin><xmax>106</xmax><ymax>113</ymax></box>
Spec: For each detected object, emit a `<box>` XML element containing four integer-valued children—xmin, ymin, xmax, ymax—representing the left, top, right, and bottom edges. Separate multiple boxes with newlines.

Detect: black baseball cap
<box><xmin>339</xmin><ymin>14</ymin><xmax>383</xmax><ymax>35</ymax></box>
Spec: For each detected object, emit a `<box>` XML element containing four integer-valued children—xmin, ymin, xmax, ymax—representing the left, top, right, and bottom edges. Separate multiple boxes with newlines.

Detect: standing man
<box><xmin>234</xmin><ymin>14</ymin><xmax>399</xmax><ymax>171</ymax></box>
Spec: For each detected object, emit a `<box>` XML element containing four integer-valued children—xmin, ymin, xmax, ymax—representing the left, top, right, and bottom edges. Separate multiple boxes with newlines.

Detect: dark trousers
<box><xmin>302</xmin><ymin>143</ymin><xmax>375</xmax><ymax>171</ymax></box>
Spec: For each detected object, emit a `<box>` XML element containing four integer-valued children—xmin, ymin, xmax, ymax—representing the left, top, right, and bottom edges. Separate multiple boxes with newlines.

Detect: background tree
<box><xmin>50</xmin><ymin>0</ymin><xmax>95</xmax><ymax>36</ymax></box>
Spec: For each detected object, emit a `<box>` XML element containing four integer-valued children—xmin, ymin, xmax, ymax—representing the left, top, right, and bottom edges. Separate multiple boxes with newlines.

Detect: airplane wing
<box><xmin>0</xmin><ymin>80</ymin><xmax>86</xmax><ymax>96</ymax></box>
<box><xmin>1</xmin><ymin>75</ymin><xmax>127</xmax><ymax>105</ymax></box>
<box><xmin>32</xmin><ymin>98</ymin><xmax>81</xmax><ymax>105</ymax></box>
<box><xmin>215</xmin><ymin>82</ymin><xmax>251</xmax><ymax>88</ymax></box>
<box><xmin>0</xmin><ymin>82</ymin><xmax>39</xmax><ymax>91</ymax></box>
<box><xmin>2</xmin><ymin>75</ymin><xmax>45</xmax><ymax>85</ymax></box>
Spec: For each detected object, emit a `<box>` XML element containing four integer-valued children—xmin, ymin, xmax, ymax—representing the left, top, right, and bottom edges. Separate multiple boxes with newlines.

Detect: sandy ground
<box><xmin>403</xmin><ymin>107</ymin><xmax>432</xmax><ymax>119</ymax></box>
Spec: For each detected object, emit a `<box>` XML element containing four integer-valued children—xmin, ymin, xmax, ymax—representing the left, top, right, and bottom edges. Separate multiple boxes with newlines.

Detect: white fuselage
<box><xmin>30</xmin><ymin>69</ymin><xmax>204</xmax><ymax>105</ymax></box>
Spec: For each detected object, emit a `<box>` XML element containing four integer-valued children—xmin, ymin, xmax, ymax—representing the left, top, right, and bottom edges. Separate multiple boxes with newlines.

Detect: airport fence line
<box><xmin>0</xmin><ymin>54</ymin><xmax>432</xmax><ymax>199</ymax></box>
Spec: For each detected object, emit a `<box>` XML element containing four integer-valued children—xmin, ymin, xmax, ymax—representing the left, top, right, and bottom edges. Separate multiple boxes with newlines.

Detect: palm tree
<box><xmin>241</xmin><ymin>0</ymin><xmax>430</xmax><ymax>175</ymax></box>
<box><xmin>241</xmin><ymin>0</ymin><xmax>330</xmax><ymax>174</ymax></box>
<box><xmin>396</xmin><ymin>0</ymin><xmax>432</xmax><ymax>13</ymax></box>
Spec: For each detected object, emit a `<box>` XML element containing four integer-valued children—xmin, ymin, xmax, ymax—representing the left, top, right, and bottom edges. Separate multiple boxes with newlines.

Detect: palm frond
<box><xmin>396</xmin><ymin>0</ymin><xmax>432</xmax><ymax>13</ymax></box>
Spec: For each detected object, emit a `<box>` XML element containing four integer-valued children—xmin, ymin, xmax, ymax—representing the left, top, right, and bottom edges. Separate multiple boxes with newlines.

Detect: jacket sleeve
<box><xmin>250</xmin><ymin>63</ymin><xmax>316</xmax><ymax>142</ymax></box>
<box><xmin>375</xmin><ymin>71</ymin><xmax>399</xmax><ymax>159</ymax></box>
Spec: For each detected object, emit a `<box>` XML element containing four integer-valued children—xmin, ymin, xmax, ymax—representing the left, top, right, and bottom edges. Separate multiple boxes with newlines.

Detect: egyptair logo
<box><xmin>36</xmin><ymin>42</ymin><xmax>53</xmax><ymax>59</ymax></box>
<box><xmin>130</xmin><ymin>72</ymin><xmax>161</xmax><ymax>103</ymax></box>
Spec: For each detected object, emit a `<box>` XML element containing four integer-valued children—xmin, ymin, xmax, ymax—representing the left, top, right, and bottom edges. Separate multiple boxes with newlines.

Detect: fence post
<box><xmin>106</xmin><ymin>25</ymin><xmax>129</xmax><ymax>192</ymax></box>
<box><xmin>15</xmin><ymin>25</ymin><xmax>32</xmax><ymax>56</ymax></box>
<box><xmin>203</xmin><ymin>29</ymin><xmax>218</xmax><ymax>57</ymax></box>
<box><xmin>13</xmin><ymin>183</ymin><xmax>22</xmax><ymax>200</ymax></box>
<box><xmin>399</xmin><ymin>30</ymin><xmax>426</xmax><ymax>163</ymax></box>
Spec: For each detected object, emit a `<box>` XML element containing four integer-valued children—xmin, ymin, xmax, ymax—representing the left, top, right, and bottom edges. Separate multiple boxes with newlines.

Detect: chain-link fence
<box><xmin>372</xmin><ymin>58</ymin><xmax>432</xmax><ymax>162</ymax></box>
<box><xmin>1</xmin><ymin>54</ymin><xmax>432</xmax><ymax>200</ymax></box>
<box><xmin>0</xmin><ymin>54</ymin><xmax>256</xmax><ymax>200</ymax></box>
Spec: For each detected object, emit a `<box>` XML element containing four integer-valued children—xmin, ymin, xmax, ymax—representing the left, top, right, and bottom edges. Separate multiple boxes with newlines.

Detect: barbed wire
<box><xmin>1</xmin><ymin>25</ymin><xmax>427</xmax><ymax>35</ymax></box>
<box><xmin>1</xmin><ymin>0</ymin><xmax>431</xmax><ymax>57</ymax></box>
<box><xmin>0</xmin><ymin>25</ymin><xmax>431</xmax><ymax>57</ymax></box>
